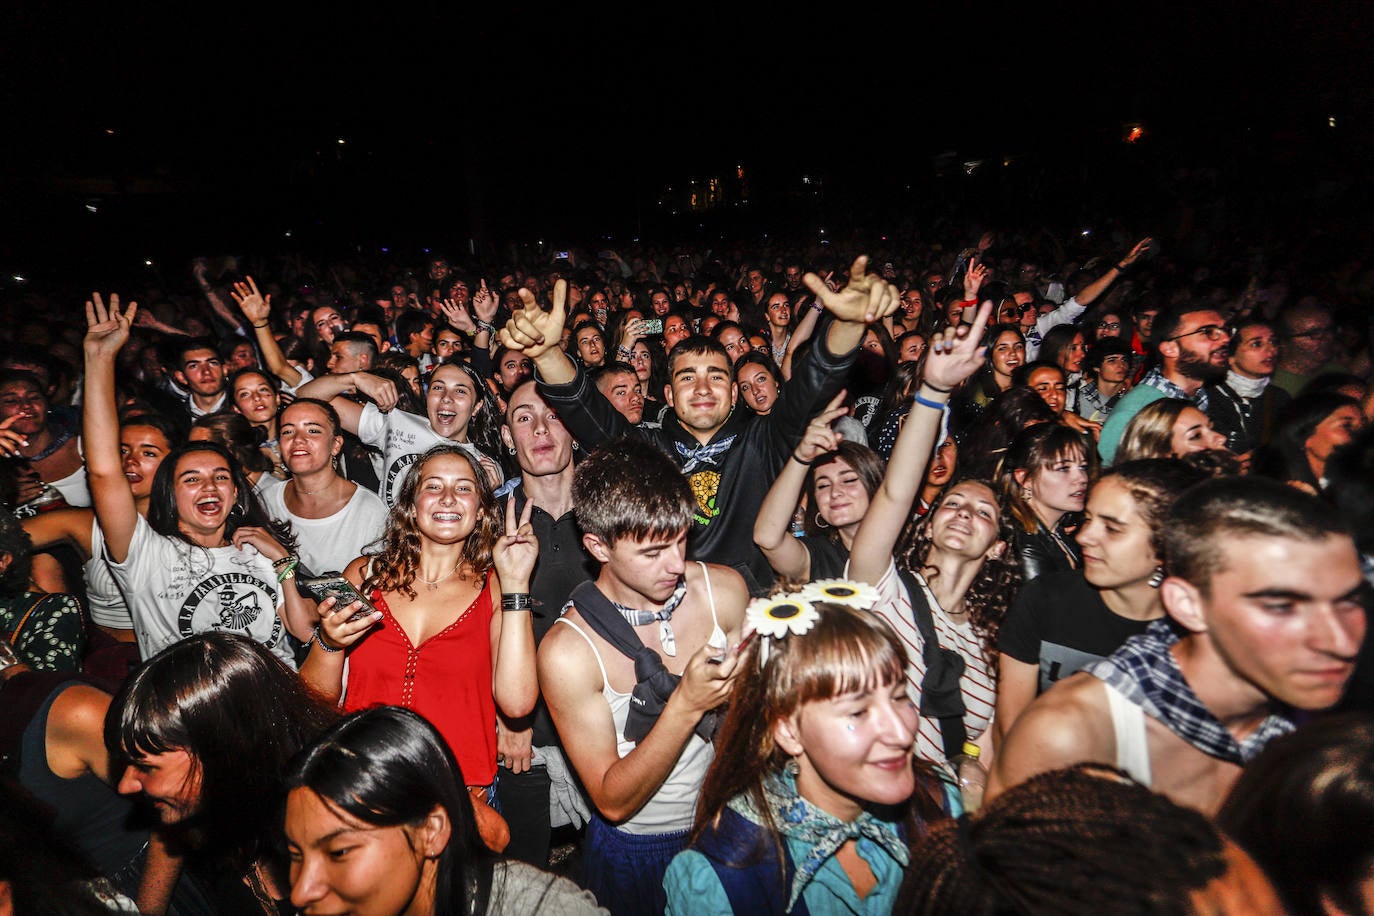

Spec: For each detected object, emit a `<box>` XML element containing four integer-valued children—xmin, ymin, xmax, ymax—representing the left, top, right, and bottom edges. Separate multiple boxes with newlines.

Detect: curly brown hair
<box><xmin>363</xmin><ymin>445</ymin><xmax>500</xmax><ymax>599</ymax></box>
<box><xmin>896</xmin><ymin>479</ymin><xmax>1021</xmax><ymax>653</ymax></box>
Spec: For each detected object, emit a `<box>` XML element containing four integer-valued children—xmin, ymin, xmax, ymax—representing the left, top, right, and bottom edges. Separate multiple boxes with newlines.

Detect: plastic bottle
<box><xmin>953</xmin><ymin>741</ymin><xmax>987</xmax><ymax>813</ymax></box>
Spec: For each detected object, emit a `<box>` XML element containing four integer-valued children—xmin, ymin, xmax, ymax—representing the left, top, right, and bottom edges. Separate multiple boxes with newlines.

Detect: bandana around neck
<box><xmin>729</xmin><ymin>772</ymin><xmax>908</xmax><ymax>913</ymax></box>
<box><xmin>1086</xmin><ymin>619</ymin><xmax>1294</xmax><ymax>765</ymax></box>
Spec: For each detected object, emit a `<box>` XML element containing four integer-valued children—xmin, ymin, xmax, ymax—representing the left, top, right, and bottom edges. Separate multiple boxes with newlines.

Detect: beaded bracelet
<box><xmin>313</xmin><ymin>626</ymin><xmax>343</xmax><ymax>653</ymax></box>
<box><xmin>274</xmin><ymin>556</ymin><xmax>299</xmax><ymax>583</ymax></box>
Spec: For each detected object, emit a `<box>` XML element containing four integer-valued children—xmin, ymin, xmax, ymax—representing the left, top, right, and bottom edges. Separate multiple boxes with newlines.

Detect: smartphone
<box><xmin>642</xmin><ymin>318</ymin><xmax>663</xmax><ymax>335</ymax></box>
<box><xmin>296</xmin><ymin>572</ymin><xmax>378</xmax><ymax>623</ymax></box>
<box><xmin>553</xmin><ymin>251</ymin><xmax>570</xmax><ymax>260</ymax></box>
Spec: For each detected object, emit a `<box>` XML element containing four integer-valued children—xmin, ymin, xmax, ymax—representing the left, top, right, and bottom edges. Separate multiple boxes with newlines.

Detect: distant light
<box><xmin>1329</xmin><ymin>116</ymin><xmax>1337</xmax><ymax>128</ymax></box>
<box><xmin>85</xmin><ymin>203</ymin><xmax>98</xmax><ymax>213</ymax></box>
<box><xmin>423</xmin><ymin>248</ymin><xmax>431</xmax><ymax>254</ymax></box>
<box><xmin>380</xmin><ymin>247</ymin><xmax>389</xmax><ymax>253</ymax></box>
<box><xmin>1002</xmin><ymin>157</ymin><xmax>1013</xmax><ymax>167</ymax></box>
<box><xmin>802</xmin><ymin>175</ymin><xmax>811</xmax><ymax>185</ymax></box>
<box><xmin>336</xmin><ymin>137</ymin><xmax>346</xmax><ymax>145</ymax></box>
<box><xmin>1124</xmin><ymin>123</ymin><xmax>1146</xmax><ymax>144</ymax></box>
<box><xmin>144</xmin><ymin>259</ymin><xmax>154</xmax><ymax>267</ymax></box>
<box><xmin>1081</xmin><ymin>229</ymin><xmax>1092</xmax><ymax>237</ymax></box>
<box><xmin>104</xmin><ymin>128</ymin><xmax>115</xmax><ymax>136</ymax></box>
<box><xmin>11</xmin><ymin>275</ymin><xmax>25</xmax><ymax>284</ymax></box>
<box><xmin>284</xmin><ymin>230</ymin><xmax>293</xmax><ymax>238</ymax></box>
<box><xmin>819</xmin><ymin>227</ymin><xmax>827</xmax><ymax>236</ymax></box>
<box><xmin>963</xmin><ymin>160</ymin><xmax>983</xmax><ymax>176</ymax></box>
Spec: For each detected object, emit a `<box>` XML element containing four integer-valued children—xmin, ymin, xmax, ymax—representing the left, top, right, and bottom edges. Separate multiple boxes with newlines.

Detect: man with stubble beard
<box><xmin>1099</xmin><ymin>305</ymin><xmax>1232</xmax><ymax>464</ymax></box>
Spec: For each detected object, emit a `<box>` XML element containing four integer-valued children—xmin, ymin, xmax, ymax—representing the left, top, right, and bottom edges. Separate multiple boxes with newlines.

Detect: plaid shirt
<box><xmin>1138</xmin><ymin>368</ymin><xmax>1209</xmax><ymax>413</ymax></box>
<box><xmin>1087</xmin><ymin>620</ymin><xmax>1294</xmax><ymax>765</ymax></box>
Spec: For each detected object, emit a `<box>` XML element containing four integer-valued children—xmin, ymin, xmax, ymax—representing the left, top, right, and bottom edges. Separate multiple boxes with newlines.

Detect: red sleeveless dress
<box><xmin>343</xmin><ymin>573</ymin><xmax>497</xmax><ymax>786</ymax></box>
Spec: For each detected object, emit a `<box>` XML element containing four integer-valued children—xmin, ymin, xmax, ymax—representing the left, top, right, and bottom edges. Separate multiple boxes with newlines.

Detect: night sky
<box><xmin>1</xmin><ymin>2</ymin><xmax>1369</xmax><ymax>282</ymax></box>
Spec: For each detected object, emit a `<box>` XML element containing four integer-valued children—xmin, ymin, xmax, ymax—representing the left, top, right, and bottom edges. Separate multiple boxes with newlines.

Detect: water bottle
<box><xmin>953</xmin><ymin>742</ymin><xmax>987</xmax><ymax>813</ymax></box>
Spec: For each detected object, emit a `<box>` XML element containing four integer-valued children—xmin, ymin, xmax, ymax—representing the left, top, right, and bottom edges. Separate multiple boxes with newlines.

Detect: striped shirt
<box><xmin>864</xmin><ymin>560</ymin><xmax>996</xmax><ymax>767</ymax></box>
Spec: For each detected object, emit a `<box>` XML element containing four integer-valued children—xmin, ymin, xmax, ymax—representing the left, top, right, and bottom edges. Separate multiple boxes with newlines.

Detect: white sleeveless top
<box><xmin>1104</xmin><ymin>681</ymin><xmax>1152</xmax><ymax>786</ymax></box>
<box><xmin>555</xmin><ymin>562</ymin><xmax>719</xmax><ymax>835</ymax></box>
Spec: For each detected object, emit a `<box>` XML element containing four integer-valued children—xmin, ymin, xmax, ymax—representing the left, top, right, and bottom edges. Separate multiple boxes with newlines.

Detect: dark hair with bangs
<box><xmin>997</xmin><ymin>424</ymin><xmax>1098</xmax><ymax>535</ymax></box>
<box><xmin>285</xmin><ymin>706</ymin><xmax>496</xmax><ymax>916</ymax></box>
<box><xmin>691</xmin><ymin>602</ymin><xmax>941</xmax><ymax>857</ymax></box>
<box><xmin>105</xmin><ymin>632</ymin><xmax>337</xmax><ymax>872</ymax></box>
<box><xmin>146</xmin><ymin>440</ymin><xmax>296</xmax><ymax>552</ymax></box>
<box><xmin>804</xmin><ymin>441</ymin><xmax>885</xmax><ymax>543</ymax></box>
<box><xmin>1163</xmin><ymin>476</ymin><xmax>1354</xmax><ymax>595</ymax></box>
<box><xmin>572</xmin><ymin>437</ymin><xmax>694</xmax><ymax>544</ymax></box>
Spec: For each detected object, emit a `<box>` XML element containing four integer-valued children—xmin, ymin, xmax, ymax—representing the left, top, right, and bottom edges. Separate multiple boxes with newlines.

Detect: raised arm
<box><xmin>847</xmin><ymin>302</ymin><xmax>992</xmax><ymax>585</ymax></box>
<box><xmin>803</xmin><ymin>255</ymin><xmax>901</xmax><ymax>356</ymax></box>
<box><xmin>294</xmin><ymin>372</ymin><xmax>399</xmax><ymax>436</ymax></box>
<box><xmin>490</xmin><ymin>498</ymin><xmax>538</xmax><ymax>718</ymax></box>
<box><xmin>1073</xmin><ymin>238</ymin><xmax>1152</xmax><ymax>311</ymax></box>
<box><xmin>83</xmin><ymin>294</ymin><xmax>139</xmax><ymax>564</ymax></box>
<box><xmin>500</xmin><ymin>280</ymin><xmax>575</xmax><ymax>385</ymax></box>
<box><xmin>231</xmin><ymin>276</ymin><xmax>303</xmax><ymax>388</ymax></box>
<box><xmin>753</xmin><ymin>393</ymin><xmax>846</xmax><ymax>582</ymax></box>
<box><xmin>193</xmin><ymin>260</ymin><xmax>245</xmax><ymax>334</ymax></box>
<box><xmin>780</xmin><ymin>293</ymin><xmax>824</xmax><ymax>381</ymax></box>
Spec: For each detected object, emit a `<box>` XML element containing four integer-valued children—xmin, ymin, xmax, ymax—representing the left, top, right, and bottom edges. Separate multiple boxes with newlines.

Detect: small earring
<box><xmin>814</xmin><ymin>513</ymin><xmax>829</xmax><ymax>529</ymax></box>
<box><xmin>507</xmin><ymin>446</ymin><xmax>517</xmax><ymax>455</ymax></box>
<box><xmin>1148</xmin><ymin>566</ymin><xmax>1165</xmax><ymax>588</ymax></box>
<box><xmin>1021</xmin><ymin>486</ymin><xmax>1033</xmax><ymax>501</ymax></box>
<box><xmin>783</xmin><ymin>758</ymin><xmax>800</xmax><ymax>777</ymax></box>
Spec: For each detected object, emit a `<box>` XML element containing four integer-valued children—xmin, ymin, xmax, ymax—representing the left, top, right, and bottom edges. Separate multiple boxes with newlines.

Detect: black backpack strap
<box><xmin>894</xmin><ymin>567</ymin><xmax>967</xmax><ymax>762</ymax></box>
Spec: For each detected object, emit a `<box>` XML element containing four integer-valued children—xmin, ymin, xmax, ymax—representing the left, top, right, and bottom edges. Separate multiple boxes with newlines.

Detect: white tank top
<box><xmin>555</xmin><ymin>562</ymin><xmax>719</xmax><ymax>835</ymax></box>
<box><xmin>1104</xmin><ymin>681</ymin><xmax>1152</xmax><ymax>786</ymax></box>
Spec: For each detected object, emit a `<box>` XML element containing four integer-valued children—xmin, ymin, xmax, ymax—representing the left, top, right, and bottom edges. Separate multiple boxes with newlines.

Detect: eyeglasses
<box><xmin>1167</xmin><ymin>325</ymin><xmax>1231</xmax><ymax>342</ymax></box>
<box><xmin>1097</xmin><ymin>321</ymin><xmax>1121</xmax><ymax>331</ymax></box>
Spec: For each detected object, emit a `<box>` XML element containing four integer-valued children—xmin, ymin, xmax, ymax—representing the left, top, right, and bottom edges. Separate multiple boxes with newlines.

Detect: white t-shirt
<box><xmin>355</xmin><ymin>403</ymin><xmax>501</xmax><ymax>507</ymax></box>
<box><xmin>261</xmin><ymin>483</ymin><xmax>388</xmax><ymax>575</ymax></box>
<box><xmin>94</xmin><ymin>515</ymin><xmax>295</xmax><ymax>667</ymax></box>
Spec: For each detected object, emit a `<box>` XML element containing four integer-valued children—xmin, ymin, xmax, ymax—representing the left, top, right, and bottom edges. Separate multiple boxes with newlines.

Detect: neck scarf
<box><xmin>611</xmin><ymin>580</ymin><xmax>687</xmax><ymax>656</ymax></box>
<box><xmin>675</xmin><ymin>434</ymin><xmax>737</xmax><ymax>473</ymax></box>
<box><xmin>1141</xmin><ymin>368</ymin><xmax>1210</xmax><ymax>412</ymax></box>
<box><xmin>1087</xmin><ymin>620</ymin><xmax>1294</xmax><ymax>764</ymax></box>
<box><xmin>729</xmin><ymin>772</ymin><xmax>908</xmax><ymax>913</ymax></box>
<box><xmin>1225</xmin><ymin>369</ymin><xmax>1269</xmax><ymax>400</ymax></box>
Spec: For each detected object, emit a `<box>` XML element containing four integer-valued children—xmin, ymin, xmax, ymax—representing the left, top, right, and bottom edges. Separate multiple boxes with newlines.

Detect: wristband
<box><xmin>313</xmin><ymin>626</ymin><xmax>344</xmax><ymax>653</ymax></box>
<box><xmin>252</xmin><ymin>321</ymin><xmax>270</xmax><ymax>329</ymax></box>
<box><xmin>476</xmin><ymin>320</ymin><xmax>496</xmax><ymax>335</ymax></box>
<box><xmin>790</xmin><ymin>454</ymin><xmax>813</xmax><ymax>467</ymax></box>
<box><xmin>274</xmin><ymin>556</ymin><xmax>299</xmax><ymax>583</ymax></box>
<box><xmin>1116</xmin><ymin>263</ymin><xmax>1129</xmax><ymax>272</ymax></box>
<box><xmin>810</xmin><ymin>301</ymin><xmax>824</xmax><ymax>314</ymax></box>
<box><xmin>914</xmin><ymin>394</ymin><xmax>948</xmax><ymax>411</ymax></box>
<box><xmin>501</xmin><ymin>593</ymin><xmax>533</xmax><ymax>612</ymax></box>
<box><xmin>920</xmin><ymin>381</ymin><xmax>954</xmax><ymax>394</ymax></box>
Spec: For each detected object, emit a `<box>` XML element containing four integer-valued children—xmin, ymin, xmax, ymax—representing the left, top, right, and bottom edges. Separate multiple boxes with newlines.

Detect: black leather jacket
<box><xmin>1015</xmin><ymin>518</ymin><xmax>1082</xmax><ymax>583</ymax></box>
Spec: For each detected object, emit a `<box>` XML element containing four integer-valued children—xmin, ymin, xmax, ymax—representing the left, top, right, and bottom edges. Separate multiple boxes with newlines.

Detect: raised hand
<box><xmin>1120</xmin><ymin>238</ymin><xmax>1153</xmax><ymax>268</ymax></box>
<box><xmin>84</xmin><ymin>293</ymin><xmax>137</xmax><ymax>362</ymax></box>
<box><xmin>802</xmin><ymin>255</ymin><xmax>899</xmax><ymax>324</ymax></box>
<box><xmin>963</xmin><ymin>261</ymin><xmax>990</xmax><ymax>303</ymax></box>
<box><xmin>0</xmin><ymin>415</ymin><xmax>29</xmax><ymax>458</ymax></box>
<box><xmin>795</xmin><ymin>390</ymin><xmax>847</xmax><ymax>464</ymax></box>
<box><xmin>440</xmin><ymin>298</ymin><xmax>476</xmax><ymax>333</ymax></box>
<box><xmin>472</xmin><ymin>279</ymin><xmax>500</xmax><ymax>324</ymax></box>
<box><xmin>354</xmin><ymin>373</ymin><xmax>399</xmax><ymax>412</ymax></box>
<box><xmin>230</xmin><ymin>276</ymin><xmax>271</xmax><ymax>325</ymax></box>
<box><xmin>923</xmin><ymin>300</ymin><xmax>993</xmax><ymax>392</ymax></box>
<box><xmin>500</xmin><ymin>279</ymin><xmax>568</xmax><ymax>361</ymax></box>
<box><xmin>493</xmin><ymin>497</ymin><xmax>538</xmax><ymax>593</ymax></box>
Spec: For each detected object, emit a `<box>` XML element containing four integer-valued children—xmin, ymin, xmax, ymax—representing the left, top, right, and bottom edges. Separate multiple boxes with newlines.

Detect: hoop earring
<box><xmin>814</xmin><ymin>513</ymin><xmax>829</xmax><ymax>529</ymax></box>
<box><xmin>507</xmin><ymin>446</ymin><xmax>517</xmax><ymax>456</ymax></box>
<box><xmin>1148</xmin><ymin>566</ymin><xmax>1165</xmax><ymax>588</ymax></box>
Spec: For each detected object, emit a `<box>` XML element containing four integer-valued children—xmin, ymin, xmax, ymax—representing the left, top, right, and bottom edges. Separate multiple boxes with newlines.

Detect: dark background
<box><xmin>1</xmin><ymin>2</ymin><xmax>1370</xmax><ymax>288</ymax></box>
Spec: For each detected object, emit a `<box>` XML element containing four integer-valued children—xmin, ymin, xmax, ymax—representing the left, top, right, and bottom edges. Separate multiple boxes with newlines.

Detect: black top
<box><xmin>998</xmin><ymin>570</ymin><xmax>1154</xmax><ymax>694</ymax></box>
<box><xmin>538</xmin><ymin>317</ymin><xmax>855</xmax><ymax>594</ymax></box>
<box><xmin>1014</xmin><ymin>518</ymin><xmax>1082</xmax><ymax>583</ymax></box>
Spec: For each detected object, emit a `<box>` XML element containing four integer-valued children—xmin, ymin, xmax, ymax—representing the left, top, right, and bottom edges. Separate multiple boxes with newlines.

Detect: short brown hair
<box><xmin>572</xmin><ymin>437</ymin><xmax>694</xmax><ymax>544</ymax></box>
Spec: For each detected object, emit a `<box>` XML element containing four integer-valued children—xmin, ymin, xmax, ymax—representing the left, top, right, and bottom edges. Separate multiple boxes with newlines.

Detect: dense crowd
<box><xmin>0</xmin><ymin>230</ymin><xmax>1372</xmax><ymax>915</ymax></box>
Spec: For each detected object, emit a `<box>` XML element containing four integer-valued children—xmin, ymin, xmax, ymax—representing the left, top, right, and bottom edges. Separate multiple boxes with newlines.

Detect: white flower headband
<box><xmin>743</xmin><ymin>578</ymin><xmax>880</xmax><ymax>663</ymax></box>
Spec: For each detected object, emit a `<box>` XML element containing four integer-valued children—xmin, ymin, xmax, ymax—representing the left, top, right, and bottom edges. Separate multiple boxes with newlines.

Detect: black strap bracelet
<box><xmin>501</xmin><ymin>593</ymin><xmax>532</xmax><ymax>612</ymax></box>
<box><xmin>313</xmin><ymin>626</ymin><xmax>343</xmax><ymax>653</ymax></box>
<box><xmin>921</xmin><ymin>381</ymin><xmax>954</xmax><ymax>394</ymax></box>
<box><xmin>791</xmin><ymin>454</ymin><xmax>813</xmax><ymax>466</ymax></box>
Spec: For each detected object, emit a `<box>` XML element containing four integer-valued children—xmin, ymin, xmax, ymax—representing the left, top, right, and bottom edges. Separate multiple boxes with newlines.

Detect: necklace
<box><xmin>291</xmin><ymin>477</ymin><xmax>335</xmax><ymax>497</ymax></box>
<box><xmin>419</xmin><ymin>559</ymin><xmax>463</xmax><ymax>591</ymax></box>
<box><xmin>611</xmin><ymin>580</ymin><xmax>688</xmax><ymax>656</ymax></box>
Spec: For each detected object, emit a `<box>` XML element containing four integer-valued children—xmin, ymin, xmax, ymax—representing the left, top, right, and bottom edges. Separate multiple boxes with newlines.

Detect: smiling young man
<box><xmin>171</xmin><ymin>338</ymin><xmax>229</xmax><ymax>419</ymax></box>
<box><xmin>538</xmin><ymin>439</ymin><xmax>746</xmax><ymax>915</ymax></box>
<box><xmin>1098</xmin><ymin>304</ymin><xmax>1233</xmax><ymax>464</ymax></box>
<box><xmin>990</xmin><ymin>477</ymin><xmax>1368</xmax><ymax>816</ymax></box>
<box><xmin>503</xmin><ymin>257</ymin><xmax>899</xmax><ymax>593</ymax></box>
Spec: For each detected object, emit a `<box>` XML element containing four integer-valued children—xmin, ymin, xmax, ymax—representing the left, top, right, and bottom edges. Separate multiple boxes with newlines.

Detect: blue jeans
<box><xmin>583</xmin><ymin>813</ymin><xmax>688</xmax><ymax>916</ymax></box>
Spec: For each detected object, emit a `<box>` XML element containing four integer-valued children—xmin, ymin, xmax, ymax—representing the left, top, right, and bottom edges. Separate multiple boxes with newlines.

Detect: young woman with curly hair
<box><xmin>848</xmin><ymin>303</ymin><xmax>1022</xmax><ymax>772</ymax></box>
<box><xmin>300</xmin><ymin>444</ymin><xmax>538</xmax><ymax>825</ymax></box>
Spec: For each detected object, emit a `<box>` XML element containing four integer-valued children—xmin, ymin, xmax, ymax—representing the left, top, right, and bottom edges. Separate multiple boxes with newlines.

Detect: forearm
<box><xmin>278</xmin><ymin>590</ymin><xmax>318</xmax><ymax>642</ymax></box>
<box><xmin>136</xmin><ymin>831</ymin><xmax>183</xmax><ymax>916</ymax></box>
<box><xmin>531</xmin><ymin>344</ymin><xmax>576</xmax><ymax>386</ymax></box>
<box><xmin>754</xmin><ymin>457</ymin><xmax>809</xmax><ymax>551</ymax></box>
<box><xmin>782</xmin><ymin>305</ymin><xmax>822</xmax><ymax>379</ymax></box>
<box><xmin>298</xmin><ymin>643</ymin><xmax>346</xmax><ymax>704</ymax></box>
<box><xmin>1074</xmin><ymin>264</ymin><xmax>1123</xmax><ymax>309</ymax></box>
<box><xmin>252</xmin><ymin>323</ymin><xmax>303</xmax><ymax>387</ymax></box>
<box><xmin>592</xmin><ymin>698</ymin><xmax>702</xmax><ymax>822</ymax></box>
<box><xmin>493</xmin><ymin>613</ymin><xmax>537</xmax><ymax>718</ymax></box>
<box><xmin>848</xmin><ymin>388</ymin><xmax>945</xmax><ymax>584</ymax></box>
<box><xmin>201</xmin><ymin>284</ymin><xmax>243</xmax><ymax>332</ymax></box>
<box><xmin>296</xmin><ymin>371</ymin><xmax>369</xmax><ymax>401</ymax></box>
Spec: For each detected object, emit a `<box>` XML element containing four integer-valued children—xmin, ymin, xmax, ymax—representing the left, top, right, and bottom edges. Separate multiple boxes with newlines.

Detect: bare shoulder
<box><xmin>989</xmin><ymin>673</ymin><xmax>1116</xmax><ymax>797</ymax></box>
<box><xmin>344</xmin><ymin>555</ymin><xmax>370</xmax><ymax>586</ymax></box>
<box><xmin>690</xmin><ymin>562</ymin><xmax>749</xmax><ymax>629</ymax></box>
<box><xmin>538</xmin><ymin>612</ymin><xmax>604</xmax><ymax>696</ymax></box>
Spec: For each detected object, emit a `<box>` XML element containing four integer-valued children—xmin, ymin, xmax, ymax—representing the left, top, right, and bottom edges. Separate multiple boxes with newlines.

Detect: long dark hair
<box><xmin>1253</xmin><ymin>392</ymin><xmax>1362</xmax><ymax>489</ymax></box>
<box><xmin>803</xmin><ymin>441</ymin><xmax>884</xmax><ymax>544</ymax></box>
<box><xmin>106</xmin><ymin>632</ymin><xmax>337</xmax><ymax>872</ymax></box>
<box><xmin>146</xmin><ymin>440</ymin><xmax>296</xmax><ymax>551</ymax></box>
<box><xmin>286</xmin><ymin>706</ymin><xmax>495</xmax><ymax>915</ymax></box>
